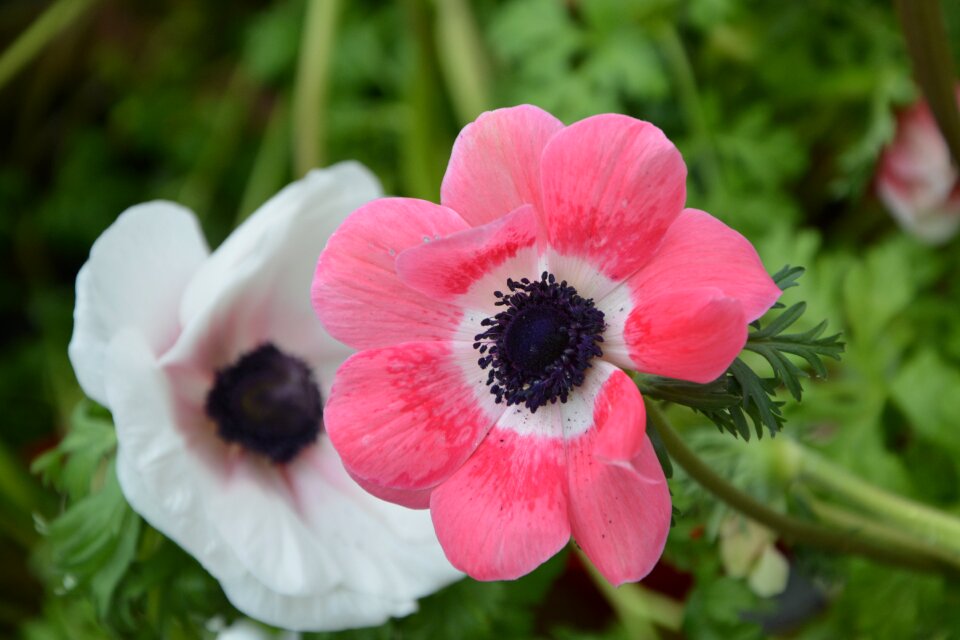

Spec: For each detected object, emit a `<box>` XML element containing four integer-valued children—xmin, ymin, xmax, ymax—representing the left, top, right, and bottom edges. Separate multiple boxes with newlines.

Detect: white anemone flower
<box><xmin>68</xmin><ymin>162</ymin><xmax>462</xmax><ymax>631</ymax></box>
<box><xmin>212</xmin><ymin>618</ymin><xmax>299</xmax><ymax>640</ymax></box>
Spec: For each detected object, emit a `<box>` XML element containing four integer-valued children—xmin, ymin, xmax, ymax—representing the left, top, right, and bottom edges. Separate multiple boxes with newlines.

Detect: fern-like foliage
<box><xmin>638</xmin><ymin>266</ymin><xmax>844</xmax><ymax>439</ymax></box>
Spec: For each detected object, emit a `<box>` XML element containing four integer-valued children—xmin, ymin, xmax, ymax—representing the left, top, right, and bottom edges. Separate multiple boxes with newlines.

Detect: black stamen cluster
<box><xmin>473</xmin><ymin>272</ymin><xmax>605</xmax><ymax>413</ymax></box>
<box><xmin>206</xmin><ymin>343</ymin><xmax>322</xmax><ymax>464</ymax></box>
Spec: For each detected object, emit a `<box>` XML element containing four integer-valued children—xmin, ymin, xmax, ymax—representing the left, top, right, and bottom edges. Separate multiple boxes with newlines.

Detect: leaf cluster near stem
<box><xmin>31</xmin><ymin>401</ymin><xmax>232</xmax><ymax>632</ymax></box>
<box><xmin>636</xmin><ymin>266</ymin><xmax>844</xmax><ymax>440</ymax></box>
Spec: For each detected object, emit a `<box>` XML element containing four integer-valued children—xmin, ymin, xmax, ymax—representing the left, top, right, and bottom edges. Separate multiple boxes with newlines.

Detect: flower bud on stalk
<box><xmin>877</xmin><ymin>88</ymin><xmax>960</xmax><ymax>245</ymax></box>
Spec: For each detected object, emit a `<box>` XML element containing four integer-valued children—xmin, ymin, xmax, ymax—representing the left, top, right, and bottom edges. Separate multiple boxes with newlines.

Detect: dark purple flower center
<box><xmin>205</xmin><ymin>343</ymin><xmax>322</xmax><ymax>464</ymax></box>
<box><xmin>474</xmin><ymin>272</ymin><xmax>605</xmax><ymax>413</ymax></box>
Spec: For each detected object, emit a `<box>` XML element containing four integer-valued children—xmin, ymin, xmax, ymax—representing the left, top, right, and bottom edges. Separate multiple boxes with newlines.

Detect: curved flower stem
<box><xmin>574</xmin><ymin>546</ymin><xmax>683</xmax><ymax>637</ymax></box>
<box><xmin>775</xmin><ymin>438</ymin><xmax>960</xmax><ymax>557</ymax></box>
<box><xmin>800</xmin><ymin>491</ymin><xmax>960</xmax><ymax>571</ymax></box>
<box><xmin>645</xmin><ymin>401</ymin><xmax>956</xmax><ymax>575</ymax></box>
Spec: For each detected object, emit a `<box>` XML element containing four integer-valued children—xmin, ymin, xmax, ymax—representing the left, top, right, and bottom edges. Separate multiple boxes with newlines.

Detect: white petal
<box><xmin>69</xmin><ymin>202</ymin><xmax>209</xmax><ymax>405</ymax></box>
<box><xmin>105</xmin><ymin>331</ymin><xmax>403</xmax><ymax>630</ymax></box>
<box><xmin>221</xmin><ymin>578</ymin><xmax>417</xmax><ymax>633</ymax></box>
<box><xmin>214</xmin><ymin>618</ymin><xmax>300</xmax><ymax>640</ymax></box>
<box><xmin>170</xmin><ymin>162</ymin><xmax>381</xmax><ymax>396</ymax></box>
<box><xmin>878</xmin><ymin>178</ymin><xmax>960</xmax><ymax>245</ymax></box>
<box><xmin>179</xmin><ymin>161</ymin><xmax>382</xmax><ymax>327</ymax></box>
<box><xmin>287</xmin><ymin>445</ymin><xmax>463</xmax><ymax>596</ymax></box>
<box><xmin>105</xmin><ymin>303</ymin><xmax>459</xmax><ymax>632</ymax></box>
<box><xmin>205</xmin><ymin>449</ymin><xmax>344</xmax><ymax>597</ymax></box>
<box><xmin>108</xmin><ymin>331</ymin><xmax>342</xmax><ymax>604</ymax></box>
<box><xmin>105</xmin><ymin>330</ymin><xmax>243</xmax><ymax>584</ymax></box>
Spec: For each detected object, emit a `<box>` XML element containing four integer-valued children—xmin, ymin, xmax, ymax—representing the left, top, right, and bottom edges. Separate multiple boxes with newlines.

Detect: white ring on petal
<box><xmin>545</xmin><ymin>249</ymin><xmax>622</xmax><ymax>303</ymax></box>
<box><xmin>495</xmin><ymin>402</ymin><xmax>564</xmax><ymax>438</ymax></box>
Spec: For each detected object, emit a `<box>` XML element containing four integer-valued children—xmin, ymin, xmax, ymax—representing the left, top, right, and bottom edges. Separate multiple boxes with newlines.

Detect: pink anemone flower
<box><xmin>876</xmin><ymin>87</ymin><xmax>960</xmax><ymax>244</ymax></box>
<box><xmin>312</xmin><ymin>106</ymin><xmax>781</xmax><ymax>584</ymax></box>
<box><xmin>69</xmin><ymin>163</ymin><xmax>461</xmax><ymax>631</ymax></box>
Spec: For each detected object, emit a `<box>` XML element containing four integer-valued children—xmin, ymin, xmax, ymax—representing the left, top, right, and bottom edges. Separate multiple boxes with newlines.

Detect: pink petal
<box><xmin>441</xmin><ymin>105</ymin><xmax>564</xmax><ymax>226</ymax></box>
<box><xmin>324</xmin><ymin>340</ymin><xmax>502</xmax><ymax>493</ymax></box>
<box><xmin>395</xmin><ymin>204</ymin><xmax>540</xmax><ymax>312</ymax></box>
<box><xmin>539</xmin><ymin>114</ymin><xmax>686</xmax><ymax>283</ymax></box>
<box><xmin>877</xmin><ymin>97</ymin><xmax>960</xmax><ymax>245</ymax></box>
<box><xmin>567</xmin><ymin>431</ymin><xmax>671</xmax><ymax>586</ymax></box>
<box><xmin>312</xmin><ymin>198</ymin><xmax>469</xmax><ymax>350</ymax></box>
<box><xmin>346</xmin><ymin>469</ymin><xmax>433</xmax><ymax>510</ymax></box>
<box><xmin>627</xmin><ymin>209</ymin><xmax>781</xmax><ymax>322</ymax></box>
<box><xmin>606</xmin><ymin>287</ymin><xmax>747</xmax><ymax>383</ymax></box>
<box><xmin>430</xmin><ymin>422</ymin><xmax>570</xmax><ymax>581</ymax></box>
<box><xmin>586</xmin><ymin>363</ymin><xmax>647</xmax><ymax>464</ymax></box>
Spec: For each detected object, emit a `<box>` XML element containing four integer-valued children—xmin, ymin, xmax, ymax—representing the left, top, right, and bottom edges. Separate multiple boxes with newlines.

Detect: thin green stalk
<box><xmin>646</xmin><ymin>402</ymin><xmax>955</xmax><ymax>575</ymax></box>
<box><xmin>434</xmin><ymin>0</ymin><xmax>492</xmax><ymax>125</ymax></box>
<box><xmin>803</xmin><ymin>493</ymin><xmax>960</xmax><ymax>571</ymax></box>
<box><xmin>0</xmin><ymin>0</ymin><xmax>96</xmax><ymax>91</ymax></box>
<box><xmin>575</xmin><ymin>546</ymin><xmax>683</xmax><ymax>637</ymax></box>
<box><xmin>0</xmin><ymin>443</ymin><xmax>49</xmax><ymax>548</ymax></box>
<box><xmin>895</xmin><ymin>0</ymin><xmax>960</xmax><ymax>168</ymax></box>
<box><xmin>401</xmin><ymin>0</ymin><xmax>444</xmax><ymax>199</ymax></box>
<box><xmin>293</xmin><ymin>0</ymin><xmax>340</xmax><ymax>176</ymax></box>
<box><xmin>178</xmin><ymin>69</ymin><xmax>251</xmax><ymax>218</ymax></box>
<box><xmin>776</xmin><ymin>438</ymin><xmax>960</xmax><ymax>556</ymax></box>
<box><xmin>656</xmin><ymin>24</ymin><xmax>722</xmax><ymax>196</ymax></box>
<box><xmin>236</xmin><ymin>97</ymin><xmax>291</xmax><ymax>225</ymax></box>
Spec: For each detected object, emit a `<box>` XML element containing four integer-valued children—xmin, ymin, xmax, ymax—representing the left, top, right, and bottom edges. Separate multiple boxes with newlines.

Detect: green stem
<box><xmin>177</xmin><ymin>69</ymin><xmax>251</xmax><ymax>218</ymax></box>
<box><xmin>401</xmin><ymin>0</ymin><xmax>445</xmax><ymax>199</ymax></box>
<box><xmin>0</xmin><ymin>442</ymin><xmax>49</xmax><ymax>548</ymax></box>
<box><xmin>645</xmin><ymin>402</ymin><xmax>955</xmax><ymax>575</ymax></box>
<box><xmin>293</xmin><ymin>0</ymin><xmax>340</xmax><ymax>176</ymax></box>
<box><xmin>575</xmin><ymin>546</ymin><xmax>683</xmax><ymax>637</ymax></box>
<box><xmin>776</xmin><ymin>438</ymin><xmax>960</xmax><ymax>556</ymax></box>
<box><xmin>0</xmin><ymin>0</ymin><xmax>96</xmax><ymax>91</ymax></box>
<box><xmin>895</xmin><ymin>0</ymin><xmax>960</xmax><ymax>169</ymax></box>
<box><xmin>236</xmin><ymin>96</ymin><xmax>291</xmax><ymax>225</ymax></box>
<box><xmin>433</xmin><ymin>0</ymin><xmax>491</xmax><ymax>125</ymax></box>
<box><xmin>803</xmin><ymin>493</ymin><xmax>960</xmax><ymax>571</ymax></box>
<box><xmin>656</xmin><ymin>24</ymin><xmax>722</xmax><ymax>196</ymax></box>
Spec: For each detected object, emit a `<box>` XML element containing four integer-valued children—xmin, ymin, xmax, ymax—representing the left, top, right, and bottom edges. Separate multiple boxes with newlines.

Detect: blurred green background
<box><xmin>3</xmin><ymin>0</ymin><xmax>960</xmax><ymax>637</ymax></box>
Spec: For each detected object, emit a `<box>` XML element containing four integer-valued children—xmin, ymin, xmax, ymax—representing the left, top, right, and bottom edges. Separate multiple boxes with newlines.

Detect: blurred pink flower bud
<box><xmin>877</xmin><ymin>90</ymin><xmax>960</xmax><ymax>244</ymax></box>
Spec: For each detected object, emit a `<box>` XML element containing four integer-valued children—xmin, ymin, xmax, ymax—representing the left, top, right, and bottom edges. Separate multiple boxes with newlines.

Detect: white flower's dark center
<box><xmin>474</xmin><ymin>272</ymin><xmax>605</xmax><ymax>413</ymax></box>
<box><xmin>205</xmin><ymin>343</ymin><xmax>322</xmax><ymax>463</ymax></box>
